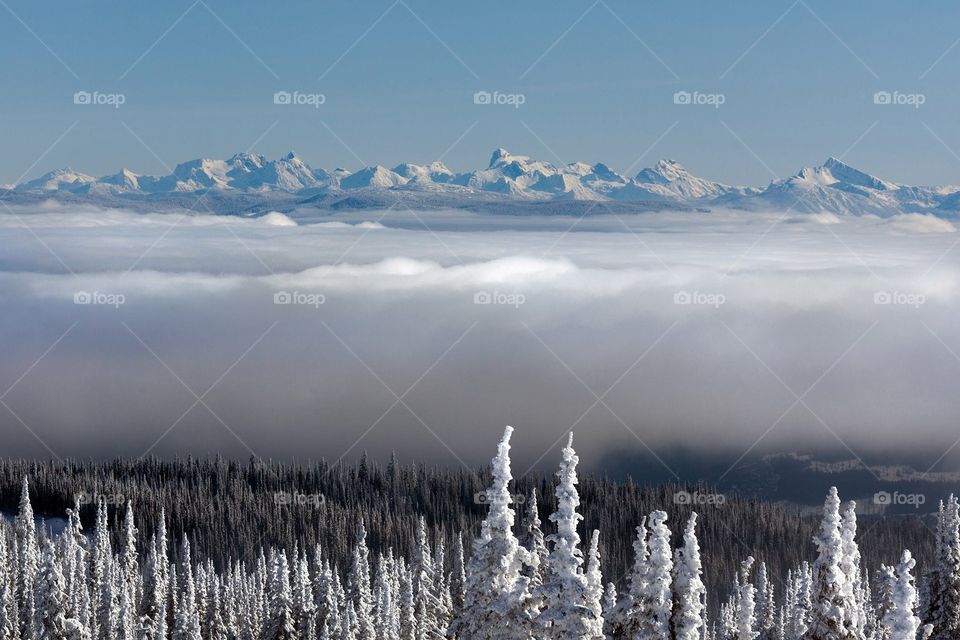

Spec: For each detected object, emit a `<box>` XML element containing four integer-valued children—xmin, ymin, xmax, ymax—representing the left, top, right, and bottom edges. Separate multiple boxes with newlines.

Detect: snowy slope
<box><xmin>727</xmin><ymin>157</ymin><xmax>945</xmax><ymax>216</ymax></box>
<box><xmin>16</xmin><ymin>168</ymin><xmax>97</xmax><ymax>192</ymax></box>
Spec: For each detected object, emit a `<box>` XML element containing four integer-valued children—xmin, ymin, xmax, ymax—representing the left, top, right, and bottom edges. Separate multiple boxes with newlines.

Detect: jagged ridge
<box><xmin>9</xmin><ymin>150</ymin><xmax>960</xmax><ymax>216</ymax></box>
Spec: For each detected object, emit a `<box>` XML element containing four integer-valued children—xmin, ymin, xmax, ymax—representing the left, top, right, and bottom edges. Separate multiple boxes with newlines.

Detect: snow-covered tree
<box><xmin>803</xmin><ymin>487</ymin><xmax>854</xmax><ymax>640</ymax></box>
<box><xmin>347</xmin><ymin>523</ymin><xmax>374</xmax><ymax>640</ymax></box>
<box><xmin>34</xmin><ymin>539</ymin><xmax>72</xmax><ymax>639</ymax></box>
<box><xmin>924</xmin><ymin>495</ymin><xmax>960</xmax><ymax>639</ymax></box>
<box><xmin>121</xmin><ymin>502</ymin><xmax>139</xmax><ymax>608</ymax></box>
<box><xmin>16</xmin><ymin>477</ymin><xmax>39</xmax><ymax>639</ymax></box>
<box><xmin>584</xmin><ymin>530</ymin><xmax>604</xmax><ymax>634</ymax></box>
<box><xmin>839</xmin><ymin>501</ymin><xmax>865</xmax><ymax>639</ymax></box>
<box><xmin>0</xmin><ymin>433</ymin><xmax>945</xmax><ymax>640</ymax></box>
<box><xmin>450</xmin><ymin>425</ymin><xmax>532</xmax><ymax>640</ymax></box>
<box><xmin>672</xmin><ymin>513</ymin><xmax>706</xmax><ymax>640</ymax></box>
<box><xmin>736</xmin><ymin>557</ymin><xmax>758</xmax><ymax>640</ymax></box>
<box><xmin>173</xmin><ymin>538</ymin><xmax>202</xmax><ymax>640</ymax></box>
<box><xmin>519</xmin><ymin>489</ymin><xmax>548</xmax><ymax>617</ymax></box>
<box><xmin>450</xmin><ymin>533</ymin><xmax>467</xmax><ymax>614</ymax></box>
<box><xmin>261</xmin><ymin>550</ymin><xmax>295</xmax><ymax>640</ymax></box>
<box><xmin>755</xmin><ymin>561</ymin><xmax>776</xmax><ymax>640</ymax></box>
<box><xmin>880</xmin><ymin>551</ymin><xmax>931</xmax><ymax>640</ymax></box>
<box><xmin>634</xmin><ymin>510</ymin><xmax>674</xmax><ymax>640</ymax></box>
<box><xmin>537</xmin><ymin>433</ymin><xmax>601</xmax><ymax>640</ymax></box>
<box><xmin>602</xmin><ymin>582</ymin><xmax>618</xmax><ymax>639</ymax></box>
<box><xmin>610</xmin><ymin>517</ymin><xmax>650</xmax><ymax>639</ymax></box>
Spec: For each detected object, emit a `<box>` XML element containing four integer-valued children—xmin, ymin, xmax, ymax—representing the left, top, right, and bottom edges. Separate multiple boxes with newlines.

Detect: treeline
<box><xmin>0</xmin><ymin>448</ymin><xmax>933</xmax><ymax>610</ymax></box>
<box><xmin>0</xmin><ymin>426</ymin><xmax>954</xmax><ymax>640</ymax></box>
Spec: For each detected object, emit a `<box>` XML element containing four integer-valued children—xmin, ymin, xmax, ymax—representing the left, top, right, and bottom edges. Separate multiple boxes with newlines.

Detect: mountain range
<box><xmin>6</xmin><ymin>149</ymin><xmax>960</xmax><ymax>217</ymax></box>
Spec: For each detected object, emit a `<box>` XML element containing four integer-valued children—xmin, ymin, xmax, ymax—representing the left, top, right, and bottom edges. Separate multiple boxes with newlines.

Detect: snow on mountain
<box><xmin>9</xmin><ymin>149</ymin><xmax>959</xmax><ymax>217</ymax></box>
<box><xmin>392</xmin><ymin>162</ymin><xmax>456</xmax><ymax>185</ymax></box>
<box><xmin>732</xmin><ymin>157</ymin><xmax>938</xmax><ymax>216</ymax></box>
<box><xmin>231</xmin><ymin>152</ymin><xmax>327</xmax><ymax>192</ymax></box>
<box><xmin>339</xmin><ymin>165</ymin><xmax>408</xmax><ymax>189</ymax></box>
<box><xmin>529</xmin><ymin>173</ymin><xmax>604</xmax><ymax>200</ymax></box>
<box><xmin>80</xmin><ymin>168</ymin><xmax>146</xmax><ymax>195</ymax></box>
<box><xmin>16</xmin><ymin>168</ymin><xmax>96</xmax><ymax>192</ymax></box>
<box><xmin>634</xmin><ymin>159</ymin><xmax>756</xmax><ymax>200</ymax></box>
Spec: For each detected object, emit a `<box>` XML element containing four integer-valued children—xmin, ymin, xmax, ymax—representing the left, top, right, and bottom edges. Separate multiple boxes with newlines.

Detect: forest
<box><xmin>0</xmin><ymin>426</ymin><xmax>950</xmax><ymax>639</ymax></box>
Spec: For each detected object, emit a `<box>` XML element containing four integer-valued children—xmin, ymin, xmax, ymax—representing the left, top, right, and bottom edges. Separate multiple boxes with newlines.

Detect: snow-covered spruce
<box><xmin>0</xmin><ymin>437</ymin><xmax>947</xmax><ymax>640</ymax></box>
<box><xmin>536</xmin><ymin>433</ymin><xmax>602</xmax><ymax>640</ymax></box>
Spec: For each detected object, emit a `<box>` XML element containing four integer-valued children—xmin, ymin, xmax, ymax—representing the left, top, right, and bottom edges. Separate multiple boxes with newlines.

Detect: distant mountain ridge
<box><xmin>8</xmin><ymin>149</ymin><xmax>960</xmax><ymax>217</ymax></box>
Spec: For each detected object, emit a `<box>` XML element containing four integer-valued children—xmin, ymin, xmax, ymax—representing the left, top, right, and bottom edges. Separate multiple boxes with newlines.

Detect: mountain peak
<box><xmin>792</xmin><ymin>156</ymin><xmax>899</xmax><ymax>191</ymax></box>
<box><xmin>489</xmin><ymin>148</ymin><xmax>512</xmax><ymax>168</ymax></box>
<box><xmin>656</xmin><ymin>159</ymin><xmax>683</xmax><ymax>168</ymax></box>
<box><xmin>637</xmin><ymin>159</ymin><xmax>691</xmax><ymax>184</ymax></box>
<box><xmin>823</xmin><ymin>156</ymin><xmax>851</xmax><ymax>171</ymax></box>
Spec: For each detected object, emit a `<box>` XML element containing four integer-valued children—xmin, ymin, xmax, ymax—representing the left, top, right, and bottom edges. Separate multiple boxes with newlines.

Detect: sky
<box><xmin>1</xmin><ymin>0</ymin><xmax>960</xmax><ymax>186</ymax></box>
<box><xmin>3</xmin><ymin>204</ymin><xmax>960</xmax><ymax>481</ymax></box>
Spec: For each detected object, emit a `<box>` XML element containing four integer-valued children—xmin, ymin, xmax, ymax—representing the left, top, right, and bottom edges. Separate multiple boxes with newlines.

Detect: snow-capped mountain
<box><xmin>6</xmin><ymin>149</ymin><xmax>959</xmax><ymax>217</ymax></box>
<box><xmin>15</xmin><ymin>168</ymin><xmax>97</xmax><ymax>192</ymax></box>
<box><xmin>340</xmin><ymin>165</ymin><xmax>408</xmax><ymax>190</ymax></box>
<box><xmin>734</xmin><ymin>157</ymin><xmax>929</xmax><ymax>216</ymax></box>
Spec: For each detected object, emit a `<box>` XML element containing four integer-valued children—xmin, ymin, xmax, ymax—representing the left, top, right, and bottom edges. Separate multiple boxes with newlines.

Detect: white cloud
<box><xmin>884</xmin><ymin>213</ymin><xmax>956</xmax><ymax>233</ymax></box>
<box><xmin>1</xmin><ymin>207</ymin><xmax>959</xmax><ymax>470</ymax></box>
<box><xmin>258</xmin><ymin>211</ymin><xmax>298</xmax><ymax>227</ymax></box>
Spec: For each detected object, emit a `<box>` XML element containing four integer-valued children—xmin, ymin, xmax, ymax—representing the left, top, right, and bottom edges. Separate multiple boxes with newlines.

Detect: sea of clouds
<box><xmin>2</xmin><ymin>202</ymin><xmax>959</xmax><ymax>482</ymax></box>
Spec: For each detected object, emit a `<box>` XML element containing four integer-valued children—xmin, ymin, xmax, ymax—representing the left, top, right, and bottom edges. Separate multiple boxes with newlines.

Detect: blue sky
<box><xmin>1</xmin><ymin>0</ymin><xmax>959</xmax><ymax>186</ymax></box>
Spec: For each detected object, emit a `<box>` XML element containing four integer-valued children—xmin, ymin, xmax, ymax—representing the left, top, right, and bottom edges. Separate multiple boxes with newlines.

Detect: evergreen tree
<box><xmin>122</xmin><ymin>502</ymin><xmax>139</xmax><ymax>609</ymax></box>
<box><xmin>450</xmin><ymin>426</ymin><xmax>532</xmax><ymax>640</ymax></box>
<box><xmin>411</xmin><ymin>517</ymin><xmax>440</xmax><ymax>640</ymax></box>
<box><xmin>519</xmin><ymin>489</ymin><xmax>548</xmax><ymax>605</ymax></box>
<box><xmin>16</xmin><ymin>477</ymin><xmax>39</xmax><ymax>639</ymax></box>
<box><xmin>450</xmin><ymin>533</ymin><xmax>467</xmax><ymax>614</ymax></box>
<box><xmin>672</xmin><ymin>513</ymin><xmax>706</xmax><ymax>640</ymax></box>
<box><xmin>173</xmin><ymin>539</ymin><xmax>202</xmax><ymax>640</ymax></box>
<box><xmin>34</xmin><ymin>539</ymin><xmax>72</xmax><ymax>640</ymax></box>
<box><xmin>925</xmin><ymin>495</ymin><xmax>960</xmax><ymax>639</ymax></box>
<box><xmin>347</xmin><ymin>523</ymin><xmax>375</xmax><ymax>640</ymax></box>
<box><xmin>638</xmin><ymin>510</ymin><xmax>674</xmax><ymax>640</ymax></box>
<box><xmin>584</xmin><ymin>530</ymin><xmax>605</xmax><ymax>640</ymax></box>
<box><xmin>537</xmin><ymin>433</ymin><xmax>599</xmax><ymax>639</ymax></box>
<box><xmin>755</xmin><ymin>561</ymin><xmax>776</xmax><ymax>640</ymax></box>
<box><xmin>601</xmin><ymin>582</ymin><xmax>618</xmax><ymax>639</ymax></box>
<box><xmin>880</xmin><ymin>551</ymin><xmax>931</xmax><ymax>640</ymax></box>
<box><xmin>736</xmin><ymin>557</ymin><xmax>758</xmax><ymax>640</ymax></box>
<box><xmin>262</xmin><ymin>550</ymin><xmax>296</xmax><ymax>640</ymax></box>
<box><xmin>803</xmin><ymin>487</ymin><xmax>853</xmax><ymax>640</ymax></box>
<box><xmin>839</xmin><ymin>501</ymin><xmax>865</xmax><ymax>639</ymax></box>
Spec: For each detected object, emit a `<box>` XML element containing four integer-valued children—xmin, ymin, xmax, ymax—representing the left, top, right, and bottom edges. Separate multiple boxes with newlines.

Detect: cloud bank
<box><xmin>2</xmin><ymin>206</ymin><xmax>959</xmax><ymax>482</ymax></box>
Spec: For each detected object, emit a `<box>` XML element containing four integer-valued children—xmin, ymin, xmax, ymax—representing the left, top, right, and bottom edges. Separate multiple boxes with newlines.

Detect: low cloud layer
<box><xmin>2</xmin><ymin>205</ymin><xmax>959</xmax><ymax>482</ymax></box>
